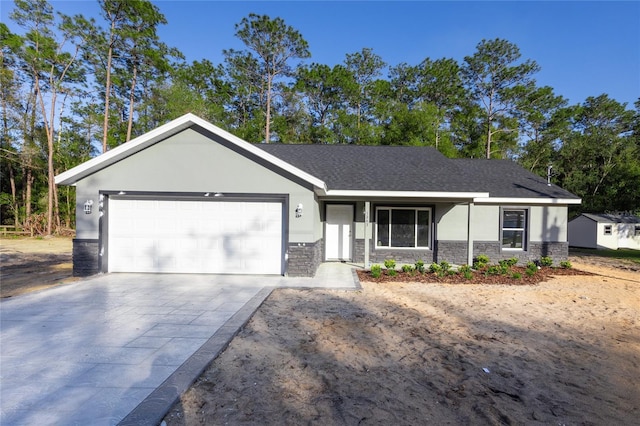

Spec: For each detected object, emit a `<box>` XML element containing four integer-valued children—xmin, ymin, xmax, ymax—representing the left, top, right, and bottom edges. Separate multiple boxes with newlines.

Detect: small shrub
<box><xmin>475</xmin><ymin>254</ymin><xmax>490</xmax><ymax>266</ymax></box>
<box><xmin>540</xmin><ymin>256</ymin><xmax>553</xmax><ymax>267</ymax></box>
<box><xmin>439</xmin><ymin>261</ymin><xmax>451</xmax><ymax>273</ymax></box>
<box><xmin>485</xmin><ymin>265</ymin><xmax>501</xmax><ymax>276</ymax></box>
<box><xmin>506</xmin><ymin>257</ymin><xmax>519</xmax><ymax>267</ymax></box>
<box><xmin>429</xmin><ymin>262</ymin><xmax>441</xmax><ymax>274</ymax></box>
<box><xmin>511</xmin><ymin>272</ymin><xmax>522</xmax><ymax>280</ymax></box>
<box><xmin>384</xmin><ymin>259</ymin><xmax>396</xmax><ymax>270</ymax></box>
<box><xmin>498</xmin><ymin>259</ymin><xmax>511</xmax><ymax>274</ymax></box>
<box><xmin>387</xmin><ymin>268</ymin><xmax>397</xmax><ymax>277</ymax></box>
<box><xmin>401</xmin><ymin>264</ymin><xmax>414</xmax><ymax>273</ymax></box>
<box><xmin>414</xmin><ymin>259</ymin><xmax>425</xmax><ymax>273</ymax></box>
<box><xmin>463</xmin><ymin>270</ymin><xmax>474</xmax><ymax>280</ymax></box>
<box><xmin>370</xmin><ymin>264</ymin><xmax>382</xmax><ymax>278</ymax></box>
<box><xmin>525</xmin><ymin>261</ymin><xmax>538</xmax><ymax>276</ymax></box>
<box><xmin>560</xmin><ymin>260</ymin><xmax>572</xmax><ymax>269</ymax></box>
<box><xmin>458</xmin><ymin>264</ymin><xmax>472</xmax><ymax>274</ymax></box>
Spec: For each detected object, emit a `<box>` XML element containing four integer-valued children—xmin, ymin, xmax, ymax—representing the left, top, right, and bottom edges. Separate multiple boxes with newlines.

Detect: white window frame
<box><xmin>501</xmin><ymin>208</ymin><xmax>528</xmax><ymax>251</ymax></box>
<box><xmin>375</xmin><ymin>207</ymin><xmax>432</xmax><ymax>249</ymax></box>
<box><xmin>635</xmin><ymin>225</ymin><xmax>640</xmax><ymax>237</ymax></box>
<box><xmin>604</xmin><ymin>225</ymin><xmax>612</xmax><ymax>236</ymax></box>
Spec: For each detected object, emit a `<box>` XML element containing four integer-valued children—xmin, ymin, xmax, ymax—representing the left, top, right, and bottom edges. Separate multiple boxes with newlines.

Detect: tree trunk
<box><xmin>102</xmin><ymin>21</ymin><xmax>116</xmax><ymax>153</ymax></box>
<box><xmin>265</xmin><ymin>74</ymin><xmax>272</xmax><ymax>143</ymax></box>
<box><xmin>126</xmin><ymin>62</ymin><xmax>138</xmax><ymax>142</ymax></box>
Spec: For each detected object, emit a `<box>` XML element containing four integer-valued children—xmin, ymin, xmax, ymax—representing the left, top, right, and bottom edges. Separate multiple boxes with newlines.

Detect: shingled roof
<box><xmin>257</xmin><ymin>144</ymin><xmax>579</xmax><ymax>200</ymax></box>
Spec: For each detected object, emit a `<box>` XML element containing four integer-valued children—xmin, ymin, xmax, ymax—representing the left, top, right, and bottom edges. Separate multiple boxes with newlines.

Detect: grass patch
<box><xmin>570</xmin><ymin>248</ymin><xmax>640</xmax><ymax>265</ymax></box>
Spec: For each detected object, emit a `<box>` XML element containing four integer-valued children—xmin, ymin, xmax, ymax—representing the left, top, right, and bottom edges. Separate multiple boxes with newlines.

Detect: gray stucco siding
<box><xmin>75</xmin><ymin>129</ymin><xmax>318</xmax><ymax>242</ymax></box>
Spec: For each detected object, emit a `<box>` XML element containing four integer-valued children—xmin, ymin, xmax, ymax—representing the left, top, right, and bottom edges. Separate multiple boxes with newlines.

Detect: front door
<box><xmin>325</xmin><ymin>204</ymin><xmax>353</xmax><ymax>261</ymax></box>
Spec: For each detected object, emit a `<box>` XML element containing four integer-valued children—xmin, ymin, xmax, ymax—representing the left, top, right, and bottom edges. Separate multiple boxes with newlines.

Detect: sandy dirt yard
<box><xmin>0</xmin><ymin>237</ymin><xmax>75</xmax><ymax>299</ymax></box>
<box><xmin>165</xmin><ymin>263</ymin><xmax>639</xmax><ymax>425</ymax></box>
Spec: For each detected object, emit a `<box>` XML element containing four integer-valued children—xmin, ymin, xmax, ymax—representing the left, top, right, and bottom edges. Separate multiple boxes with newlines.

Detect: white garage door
<box><xmin>108</xmin><ymin>198</ymin><xmax>283</xmax><ymax>274</ymax></box>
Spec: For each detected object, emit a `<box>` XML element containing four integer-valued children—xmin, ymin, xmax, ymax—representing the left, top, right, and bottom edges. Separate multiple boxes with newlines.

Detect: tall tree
<box><xmin>294</xmin><ymin>63</ymin><xmax>352</xmax><ymax>143</ymax></box>
<box><xmin>11</xmin><ymin>0</ymin><xmax>85</xmax><ymax>235</ymax></box>
<box><xmin>231</xmin><ymin>13</ymin><xmax>310</xmax><ymax>143</ymax></box>
<box><xmin>556</xmin><ymin>95</ymin><xmax>637</xmax><ymax>212</ymax></box>
<box><xmin>515</xmin><ymin>86</ymin><xmax>568</xmax><ymax>175</ymax></box>
<box><xmin>413</xmin><ymin>57</ymin><xmax>466</xmax><ymax>150</ymax></box>
<box><xmin>462</xmin><ymin>38</ymin><xmax>540</xmax><ymax>158</ymax></box>
<box><xmin>344</xmin><ymin>47</ymin><xmax>386</xmax><ymax>144</ymax></box>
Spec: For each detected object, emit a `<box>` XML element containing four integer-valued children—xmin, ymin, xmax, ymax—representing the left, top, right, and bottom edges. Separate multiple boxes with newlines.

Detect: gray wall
<box><xmin>75</xmin><ymin>128</ymin><xmax>318</xmax><ymax>243</ymax></box>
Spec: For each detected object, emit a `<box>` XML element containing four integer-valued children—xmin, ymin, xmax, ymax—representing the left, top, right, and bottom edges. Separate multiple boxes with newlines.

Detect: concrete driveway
<box><xmin>0</xmin><ymin>263</ymin><xmax>359</xmax><ymax>426</ymax></box>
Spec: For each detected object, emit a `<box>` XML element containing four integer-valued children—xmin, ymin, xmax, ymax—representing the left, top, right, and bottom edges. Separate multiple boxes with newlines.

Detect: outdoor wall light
<box><xmin>295</xmin><ymin>203</ymin><xmax>303</xmax><ymax>218</ymax></box>
<box><xmin>84</xmin><ymin>200</ymin><xmax>94</xmax><ymax>214</ymax></box>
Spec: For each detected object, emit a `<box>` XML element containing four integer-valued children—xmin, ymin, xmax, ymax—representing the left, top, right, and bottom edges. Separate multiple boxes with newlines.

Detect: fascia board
<box><xmin>323</xmin><ymin>190</ymin><xmax>489</xmax><ymax>198</ymax></box>
<box><xmin>55</xmin><ymin>113</ymin><xmax>327</xmax><ymax>191</ymax></box>
<box><xmin>473</xmin><ymin>197</ymin><xmax>582</xmax><ymax>205</ymax></box>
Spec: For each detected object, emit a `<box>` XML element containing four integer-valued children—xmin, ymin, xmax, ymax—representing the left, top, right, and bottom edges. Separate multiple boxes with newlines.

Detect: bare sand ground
<box><xmin>165</xmin><ymin>262</ymin><xmax>639</xmax><ymax>425</ymax></box>
<box><xmin>0</xmin><ymin>237</ymin><xmax>75</xmax><ymax>299</ymax></box>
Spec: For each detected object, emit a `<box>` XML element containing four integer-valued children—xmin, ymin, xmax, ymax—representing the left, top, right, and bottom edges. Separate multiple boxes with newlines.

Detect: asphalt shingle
<box><xmin>257</xmin><ymin>144</ymin><xmax>579</xmax><ymax>200</ymax></box>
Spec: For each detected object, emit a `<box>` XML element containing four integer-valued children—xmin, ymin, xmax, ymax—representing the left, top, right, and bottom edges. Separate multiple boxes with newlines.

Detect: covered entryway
<box><xmin>107</xmin><ymin>197</ymin><xmax>284</xmax><ymax>274</ymax></box>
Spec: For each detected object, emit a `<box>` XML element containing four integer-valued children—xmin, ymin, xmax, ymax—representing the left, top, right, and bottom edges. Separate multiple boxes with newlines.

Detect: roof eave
<box><xmin>320</xmin><ymin>190</ymin><xmax>490</xmax><ymax>199</ymax></box>
<box><xmin>473</xmin><ymin>197</ymin><xmax>582</xmax><ymax>205</ymax></box>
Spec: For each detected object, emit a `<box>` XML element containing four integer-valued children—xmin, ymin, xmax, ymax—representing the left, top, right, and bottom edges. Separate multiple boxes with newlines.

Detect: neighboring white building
<box><xmin>568</xmin><ymin>213</ymin><xmax>640</xmax><ymax>250</ymax></box>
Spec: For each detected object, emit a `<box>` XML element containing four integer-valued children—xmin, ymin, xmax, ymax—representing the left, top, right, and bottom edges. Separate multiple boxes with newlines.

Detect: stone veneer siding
<box><xmin>73</xmin><ymin>239</ymin><xmax>100</xmax><ymax>276</ymax></box>
<box><xmin>287</xmin><ymin>240</ymin><xmax>324</xmax><ymax>277</ymax></box>
<box><xmin>473</xmin><ymin>241</ymin><xmax>569</xmax><ymax>265</ymax></box>
<box><xmin>435</xmin><ymin>240</ymin><xmax>469</xmax><ymax>265</ymax></box>
<box><xmin>354</xmin><ymin>239</ymin><xmax>434</xmax><ymax>266</ymax></box>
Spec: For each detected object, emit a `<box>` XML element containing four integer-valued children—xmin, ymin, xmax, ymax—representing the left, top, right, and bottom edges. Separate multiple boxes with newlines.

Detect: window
<box><xmin>604</xmin><ymin>225</ymin><xmax>612</xmax><ymax>236</ymax></box>
<box><xmin>376</xmin><ymin>207</ymin><xmax>431</xmax><ymax>249</ymax></box>
<box><xmin>502</xmin><ymin>209</ymin><xmax>527</xmax><ymax>250</ymax></box>
<box><xmin>635</xmin><ymin>225</ymin><xmax>640</xmax><ymax>236</ymax></box>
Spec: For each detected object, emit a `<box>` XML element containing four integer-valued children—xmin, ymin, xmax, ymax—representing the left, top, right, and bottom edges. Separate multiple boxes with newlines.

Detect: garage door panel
<box><xmin>108</xmin><ymin>198</ymin><xmax>283</xmax><ymax>274</ymax></box>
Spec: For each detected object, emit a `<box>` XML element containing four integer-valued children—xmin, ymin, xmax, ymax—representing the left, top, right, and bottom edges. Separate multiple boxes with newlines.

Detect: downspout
<box><xmin>364</xmin><ymin>201</ymin><xmax>370</xmax><ymax>269</ymax></box>
<box><xmin>467</xmin><ymin>201</ymin><xmax>474</xmax><ymax>266</ymax></box>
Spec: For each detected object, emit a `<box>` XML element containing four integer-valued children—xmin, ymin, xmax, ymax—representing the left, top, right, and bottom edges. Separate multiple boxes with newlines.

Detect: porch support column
<box><xmin>364</xmin><ymin>201</ymin><xmax>370</xmax><ymax>268</ymax></box>
<box><xmin>467</xmin><ymin>201</ymin><xmax>474</xmax><ymax>266</ymax></box>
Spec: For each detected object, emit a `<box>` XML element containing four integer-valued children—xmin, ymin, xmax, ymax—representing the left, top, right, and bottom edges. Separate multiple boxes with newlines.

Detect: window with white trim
<box><xmin>502</xmin><ymin>209</ymin><xmax>527</xmax><ymax>250</ymax></box>
<box><xmin>604</xmin><ymin>225</ymin><xmax>612</xmax><ymax>235</ymax></box>
<box><xmin>376</xmin><ymin>207</ymin><xmax>431</xmax><ymax>249</ymax></box>
<box><xmin>635</xmin><ymin>225</ymin><xmax>640</xmax><ymax>236</ymax></box>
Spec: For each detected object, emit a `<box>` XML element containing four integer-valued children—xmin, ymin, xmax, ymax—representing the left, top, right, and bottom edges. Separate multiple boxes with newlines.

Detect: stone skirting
<box><xmin>435</xmin><ymin>240</ymin><xmax>468</xmax><ymax>265</ymax></box>
<box><xmin>73</xmin><ymin>239</ymin><xmax>100</xmax><ymax>276</ymax></box>
<box><xmin>288</xmin><ymin>240</ymin><xmax>324</xmax><ymax>277</ymax></box>
<box><xmin>355</xmin><ymin>238</ymin><xmax>434</xmax><ymax>266</ymax></box>
<box><xmin>473</xmin><ymin>240</ymin><xmax>569</xmax><ymax>265</ymax></box>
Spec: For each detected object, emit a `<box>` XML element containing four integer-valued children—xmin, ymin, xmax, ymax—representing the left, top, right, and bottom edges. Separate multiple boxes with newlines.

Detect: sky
<box><xmin>2</xmin><ymin>0</ymin><xmax>639</xmax><ymax>108</ymax></box>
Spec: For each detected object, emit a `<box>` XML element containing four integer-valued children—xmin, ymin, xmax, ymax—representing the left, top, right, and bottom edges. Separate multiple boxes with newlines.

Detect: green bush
<box><xmin>525</xmin><ymin>261</ymin><xmax>538</xmax><ymax>276</ymax></box>
<box><xmin>474</xmin><ymin>254</ymin><xmax>490</xmax><ymax>268</ymax></box>
<box><xmin>458</xmin><ymin>264</ymin><xmax>472</xmax><ymax>274</ymax></box>
<box><xmin>439</xmin><ymin>261</ymin><xmax>451</xmax><ymax>273</ymax></box>
<box><xmin>414</xmin><ymin>259</ymin><xmax>425</xmax><ymax>273</ymax></box>
<box><xmin>485</xmin><ymin>265</ymin><xmax>501</xmax><ymax>276</ymax></box>
<box><xmin>429</xmin><ymin>262</ymin><xmax>441</xmax><ymax>274</ymax></box>
<box><xmin>384</xmin><ymin>259</ymin><xmax>396</xmax><ymax>270</ymax></box>
<box><xmin>463</xmin><ymin>270</ymin><xmax>474</xmax><ymax>280</ymax></box>
<box><xmin>540</xmin><ymin>256</ymin><xmax>553</xmax><ymax>267</ymax></box>
<box><xmin>511</xmin><ymin>272</ymin><xmax>522</xmax><ymax>280</ymax></box>
<box><xmin>387</xmin><ymin>268</ymin><xmax>397</xmax><ymax>277</ymax></box>
<box><xmin>370</xmin><ymin>264</ymin><xmax>382</xmax><ymax>278</ymax></box>
<box><xmin>560</xmin><ymin>260</ymin><xmax>572</xmax><ymax>269</ymax></box>
<box><xmin>506</xmin><ymin>257</ymin><xmax>519</xmax><ymax>267</ymax></box>
<box><xmin>402</xmin><ymin>264</ymin><xmax>414</xmax><ymax>273</ymax></box>
<box><xmin>497</xmin><ymin>259</ymin><xmax>511</xmax><ymax>274</ymax></box>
